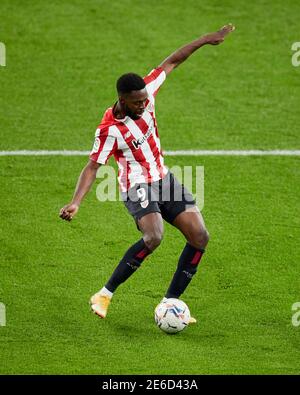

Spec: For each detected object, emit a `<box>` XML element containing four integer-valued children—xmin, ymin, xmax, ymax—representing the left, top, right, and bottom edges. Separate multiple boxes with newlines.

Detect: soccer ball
<box><xmin>154</xmin><ymin>298</ymin><xmax>190</xmax><ymax>334</ymax></box>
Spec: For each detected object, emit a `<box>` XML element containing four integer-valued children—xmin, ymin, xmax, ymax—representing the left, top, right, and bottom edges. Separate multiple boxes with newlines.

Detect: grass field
<box><xmin>1</xmin><ymin>0</ymin><xmax>300</xmax><ymax>375</ymax></box>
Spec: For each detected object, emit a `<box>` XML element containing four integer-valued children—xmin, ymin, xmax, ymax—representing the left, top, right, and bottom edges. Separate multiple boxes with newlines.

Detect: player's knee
<box><xmin>203</xmin><ymin>228</ymin><xmax>210</xmax><ymax>245</ymax></box>
<box><xmin>144</xmin><ymin>231</ymin><xmax>163</xmax><ymax>251</ymax></box>
<box><xmin>189</xmin><ymin>228</ymin><xmax>209</xmax><ymax>249</ymax></box>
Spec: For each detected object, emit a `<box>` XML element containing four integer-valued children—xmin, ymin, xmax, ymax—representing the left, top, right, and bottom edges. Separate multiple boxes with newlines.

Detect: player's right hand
<box><xmin>59</xmin><ymin>203</ymin><xmax>79</xmax><ymax>221</ymax></box>
<box><xmin>204</xmin><ymin>23</ymin><xmax>235</xmax><ymax>45</ymax></box>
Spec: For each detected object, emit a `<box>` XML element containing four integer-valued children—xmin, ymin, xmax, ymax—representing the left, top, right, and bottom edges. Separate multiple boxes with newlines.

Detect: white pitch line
<box><xmin>0</xmin><ymin>150</ymin><xmax>300</xmax><ymax>156</ymax></box>
<box><xmin>165</xmin><ymin>150</ymin><xmax>300</xmax><ymax>156</ymax></box>
<box><xmin>0</xmin><ymin>150</ymin><xmax>90</xmax><ymax>156</ymax></box>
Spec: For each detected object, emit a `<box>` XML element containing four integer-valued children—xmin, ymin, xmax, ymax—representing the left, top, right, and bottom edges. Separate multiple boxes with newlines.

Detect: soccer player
<box><xmin>59</xmin><ymin>24</ymin><xmax>235</xmax><ymax>322</ymax></box>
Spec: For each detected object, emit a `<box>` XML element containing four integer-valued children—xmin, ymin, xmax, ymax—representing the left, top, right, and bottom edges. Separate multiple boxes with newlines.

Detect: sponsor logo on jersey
<box><xmin>132</xmin><ymin>123</ymin><xmax>154</xmax><ymax>150</ymax></box>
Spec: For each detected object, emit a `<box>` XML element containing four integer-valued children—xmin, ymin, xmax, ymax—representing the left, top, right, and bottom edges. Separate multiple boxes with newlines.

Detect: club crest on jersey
<box><xmin>124</xmin><ymin>131</ymin><xmax>131</xmax><ymax>139</ymax></box>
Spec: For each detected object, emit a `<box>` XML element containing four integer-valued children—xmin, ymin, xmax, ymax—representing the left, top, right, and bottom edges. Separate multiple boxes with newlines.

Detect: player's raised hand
<box><xmin>59</xmin><ymin>203</ymin><xmax>79</xmax><ymax>221</ymax></box>
<box><xmin>204</xmin><ymin>23</ymin><xmax>235</xmax><ymax>45</ymax></box>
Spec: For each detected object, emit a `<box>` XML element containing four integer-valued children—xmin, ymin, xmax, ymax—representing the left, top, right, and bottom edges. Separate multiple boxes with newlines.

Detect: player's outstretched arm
<box><xmin>159</xmin><ymin>23</ymin><xmax>235</xmax><ymax>75</ymax></box>
<box><xmin>59</xmin><ymin>159</ymin><xmax>101</xmax><ymax>221</ymax></box>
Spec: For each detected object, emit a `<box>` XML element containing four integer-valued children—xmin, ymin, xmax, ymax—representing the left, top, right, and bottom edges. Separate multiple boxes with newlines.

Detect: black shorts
<box><xmin>122</xmin><ymin>171</ymin><xmax>196</xmax><ymax>226</ymax></box>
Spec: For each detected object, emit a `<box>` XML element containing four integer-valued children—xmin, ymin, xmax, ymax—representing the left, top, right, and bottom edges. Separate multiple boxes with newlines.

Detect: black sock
<box><xmin>105</xmin><ymin>239</ymin><xmax>151</xmax><ymax>293</ymax></box>
<box><xmin>165</xmin><ymin>243</ymin><xmax>205</xmax><ymax>299</ymax></box>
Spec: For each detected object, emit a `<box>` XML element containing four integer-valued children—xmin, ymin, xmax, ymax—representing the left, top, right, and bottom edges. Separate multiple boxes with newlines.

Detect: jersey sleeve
<box><xmin>144</xmin><ymin>67</ymin><xmax>166</xmax><ymax>98</ymax></box>
<box><xmin>89</xmin><ymin>126</ymin><xmax>117</xmax><ymax>164</ymax></box>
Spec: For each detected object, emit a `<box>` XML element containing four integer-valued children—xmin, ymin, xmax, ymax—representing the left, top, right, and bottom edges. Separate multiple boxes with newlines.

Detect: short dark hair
<box><xmin>116</xmin><ymin>73</ymin><xmax>146</xmax><ymax>95</ymax></box>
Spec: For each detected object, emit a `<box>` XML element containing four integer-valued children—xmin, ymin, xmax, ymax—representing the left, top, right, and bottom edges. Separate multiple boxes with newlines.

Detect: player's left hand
<box><xmin>204</xmin><ymin>23</ymin><xmax>235</xmax><ymax>45</ymax></box>
<box><xmin>59</xmin><ymin>203</ymin><xmax>79</xmax><ymax>222</ymax></box>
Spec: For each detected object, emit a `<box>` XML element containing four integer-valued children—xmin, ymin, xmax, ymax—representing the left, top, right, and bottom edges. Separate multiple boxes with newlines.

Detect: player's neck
<box><xmin>113</xmin><ymin>101</ymin><xmax>126</xmax><ymax>120</ymax></box>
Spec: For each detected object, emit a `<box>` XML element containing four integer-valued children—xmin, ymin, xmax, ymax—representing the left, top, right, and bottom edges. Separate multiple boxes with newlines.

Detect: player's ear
<box><xmin>119</xmin><ymin>96</ymin><xmax>126</xmax><ymax>105</ymax></box>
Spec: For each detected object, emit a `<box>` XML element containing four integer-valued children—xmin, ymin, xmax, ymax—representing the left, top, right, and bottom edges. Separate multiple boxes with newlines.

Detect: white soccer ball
<box><xmin>154</xmin><ymin>298</ymin><xmax>190</xmax><ymax>334</ymax></box>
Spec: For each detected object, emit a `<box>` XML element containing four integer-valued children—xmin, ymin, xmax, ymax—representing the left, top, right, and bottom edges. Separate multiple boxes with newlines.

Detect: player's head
<box><xmin>116</xmin><ymin>73</ymin><xmax>148</xmax><ymax>119</ymax></box>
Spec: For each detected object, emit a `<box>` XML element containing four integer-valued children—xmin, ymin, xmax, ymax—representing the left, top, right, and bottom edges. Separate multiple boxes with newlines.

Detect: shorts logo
<box><xmin>137</xmin><ymin>187</ymin><xmax>148</xmax><ymax>207</ymax></box>
<box><xmin>141</xmin><ymin>199</ymin><xmax>149</xmax><ymax>208</ymax></box>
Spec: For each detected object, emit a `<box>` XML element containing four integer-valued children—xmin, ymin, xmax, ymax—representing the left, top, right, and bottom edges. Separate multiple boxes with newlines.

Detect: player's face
<box><xmin>120</xmin><ymin>88</ymin><xmax>148</xmax><ymax>120</ymax></box>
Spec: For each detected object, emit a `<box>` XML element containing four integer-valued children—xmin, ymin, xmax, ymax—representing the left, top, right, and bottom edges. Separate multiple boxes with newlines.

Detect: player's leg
<box><xmin>164</xmin><ymin>206</ymin><xmax>209</xmax><ymax>300</ymax></box>
<box><xmin>138</xmin><ymin>212</ymin><xmax>164</xmax><ymax>251</ymax></box>
<box><xmin>158</xmin><ymin>172</ymin><xmax>209</xmax><ymax>324</ymax></box>
<box><xmin>104</xmin><ymin>212</ymin><xmax>163</xmax><ymax>293</ymax></box>
<box><xmin>173</xmin><ymin>206</ymin><xmax>209</xmax><ymax>249</ymax></box>
<box><xmin>90</xmin><ymin>194</ymin><xmax>164</xmax><ymax>318</ymax></box>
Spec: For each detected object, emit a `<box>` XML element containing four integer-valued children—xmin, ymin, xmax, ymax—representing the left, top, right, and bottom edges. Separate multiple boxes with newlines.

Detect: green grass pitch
<box><xmin>0</xmin><ymin>0</ymin><xmax>300</xmax><ymax>374</ymax></box>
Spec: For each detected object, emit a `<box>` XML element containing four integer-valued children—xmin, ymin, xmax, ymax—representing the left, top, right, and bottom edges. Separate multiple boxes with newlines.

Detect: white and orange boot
<box><xmin>90</xmin><ymin>292</ymin><xmax>112</xmax><ymax>318</ymax></box>
<box><xmin>188</xmin><ymin>316</ymin><xmax>197</xmax><ymax>324</ymax></box>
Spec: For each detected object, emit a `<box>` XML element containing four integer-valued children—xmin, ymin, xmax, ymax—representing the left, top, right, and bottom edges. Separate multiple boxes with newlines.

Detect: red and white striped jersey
<box><xmin>90</xmin><ymin>67</ymin><xmax>168</xmax><ymax>192</ymax></box>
